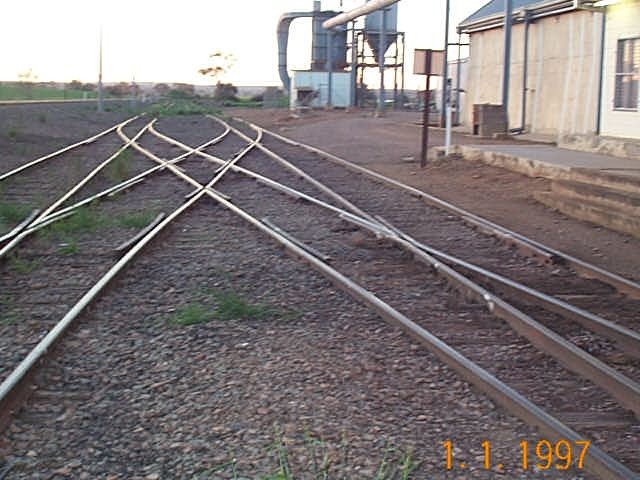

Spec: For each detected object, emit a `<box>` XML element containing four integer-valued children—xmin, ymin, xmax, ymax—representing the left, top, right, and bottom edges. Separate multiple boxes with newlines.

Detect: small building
<box><xmin>599</xmin><ymin>0</ymin><xmax>639</xmax><ymax>139</ymax></box>
<box><xmin>458</xmin><ymin>0</ymin><xmax>639</xmax><ymax>142</ymax></box>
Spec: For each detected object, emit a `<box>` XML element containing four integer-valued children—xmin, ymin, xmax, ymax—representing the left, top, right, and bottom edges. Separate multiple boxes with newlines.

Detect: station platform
<box><xmin>440</xmin><ymin>143</ymin><xmax>640</xmax><ymax>239</ymax></box>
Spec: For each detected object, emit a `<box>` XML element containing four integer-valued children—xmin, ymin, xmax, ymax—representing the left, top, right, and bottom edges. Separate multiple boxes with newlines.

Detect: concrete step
<box><xmin>551</xmin><ymin>180</ymin><xmax>640</xmax><ymax>217</ymax></box>
<box><xmin>533</xmin><ymin>191</ymin><xmax>640</xmax><ymax>239</ymax></box>
<box><xmin>444</xmin><ymin>145</ymin><xmax>640</xmax><ymax>194</ymax></box>
<box><xmin>569</xmin><ymin>168</ymin><xmax>640</xmax><ymax>195</ymax></box>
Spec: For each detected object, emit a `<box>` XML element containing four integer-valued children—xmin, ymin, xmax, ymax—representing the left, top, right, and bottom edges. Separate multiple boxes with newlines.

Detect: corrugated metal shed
<box><xmin>460</xmin><ymin>0</ymin><xmax>542</xmax><ymax>26</ymax></box>
<box><xmin>458</xmin><ymin>0</ymin><xmax>582</xmax><ymax>32</ymax></box>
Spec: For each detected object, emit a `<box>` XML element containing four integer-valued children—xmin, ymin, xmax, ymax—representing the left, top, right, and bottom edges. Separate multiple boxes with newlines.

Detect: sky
<box><xmin>1</xmin><ymin>0</ymin><xmax>487</xmax><ymax>90</ymax></box>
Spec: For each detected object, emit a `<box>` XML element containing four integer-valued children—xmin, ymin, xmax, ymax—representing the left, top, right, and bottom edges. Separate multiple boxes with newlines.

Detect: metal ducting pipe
<box><xmin>277</xmin><ymin>11</ymin><xmax>317</xmax><ymax>93</ymax></box>
<box><xmin>322</xmin><ymin>0</ymin><xmax>400</xmax><ymax>30</ymax></box>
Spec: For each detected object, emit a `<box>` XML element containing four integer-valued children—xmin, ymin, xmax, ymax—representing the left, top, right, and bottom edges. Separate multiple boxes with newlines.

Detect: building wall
<box><xmin>600</xmin><ymin>0</ymin><xmax>640</xmax><ymax>140</ymax></box>
<box><xmin>290</xmin><ymin>71</ymin><xmax>352</xmax><ymax>108</ymax></box>
<box><xmin>464</xmin><ymin>9</ymin><xmax>604</xmax><ymax>137</ymax></box>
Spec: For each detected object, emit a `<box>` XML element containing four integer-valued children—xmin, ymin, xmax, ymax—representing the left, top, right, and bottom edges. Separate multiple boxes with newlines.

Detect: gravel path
<box><xmin>1</xmin><ymin>113</ymin><xmax>636</xmax><ymax>478</ymax></box>
<box><xmin>233</xmin><ymin>123</ymin><xmax>640</xmax><ymax>375</ymax></box>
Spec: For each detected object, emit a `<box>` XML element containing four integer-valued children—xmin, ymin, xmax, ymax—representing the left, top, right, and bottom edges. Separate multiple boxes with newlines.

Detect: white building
<box><xmin>458</xmin><ymin>0</ymin><xmax>639</xmax><ymax>142</ymax></box>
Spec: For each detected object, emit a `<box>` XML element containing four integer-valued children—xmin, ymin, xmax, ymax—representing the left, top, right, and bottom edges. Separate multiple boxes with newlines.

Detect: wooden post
<box><xmin>420</xmin><ymin>50</ymin><xmax>432</xmax><ymax>168</ymax></box>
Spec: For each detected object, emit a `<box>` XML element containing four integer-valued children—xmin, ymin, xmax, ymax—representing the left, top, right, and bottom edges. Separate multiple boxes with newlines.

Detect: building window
<box><xmin>614</xmin><ymin>37</ymin><xmax>639</xmax><ymax>110</ymax></box>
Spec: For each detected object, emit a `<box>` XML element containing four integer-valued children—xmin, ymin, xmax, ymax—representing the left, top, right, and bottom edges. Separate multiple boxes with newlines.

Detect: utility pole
<box><xmin>327</xmin><ymin>29</ymin><xmax>334</xmax><ymax>108</ymax></box>
<box><xmin>502</xmin><ymin>0</ymin><xmax>513</xmax><ymax>124</ymax></box>
<box><xmin>440</xmin><ymin>0</ymin><xmax>450</xmax><ymax>127</ymax></box>
<box><xmin>97</xmin><ymin>26</ymin><xmax>104</xmax><ymax>113</ymax></box>
<box><xmin>377</xmin><ymin>7</ymin><xmax>386</xmax><ymax>113</ymax></box>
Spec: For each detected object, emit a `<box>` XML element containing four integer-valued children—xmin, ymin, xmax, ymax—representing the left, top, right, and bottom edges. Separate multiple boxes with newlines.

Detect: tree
<box><xmin>168</xmin><ymin>83</ymin><xmax>196</xmax><ymax>99</ymax></box>
<box><xmin>17</xmin><ymin>69</ymin><xmax>38</xmax><ymax>99</ymax></box>
<box><xmin>153</xmin><ymin>83</ymin><xmax>170</xmax><ymax>96</ymax></box>
<box><xmin>105</xmin><ymin>82</ymin><xmax>131</xmax><ymax>97</ymax></box>
<box><xmin>69</xmin><ymin>80</ymin><xmax>83</xmax><ymax>90</ymax></box>
<box><xmin>213</xmin><ymin>82</ymin><xmax>238</xmax><ymax>102</ymax></box>
<box><xmin>198</xmin><ymin>51</ymin><xmax>235</xmax><ymax>83</ymax></box>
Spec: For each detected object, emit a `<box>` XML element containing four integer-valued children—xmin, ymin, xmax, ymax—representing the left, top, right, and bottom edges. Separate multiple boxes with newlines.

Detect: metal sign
<box><xmin>413</xmin><ymin>49</ymin><xmax>445</xmax><ymax>76</ymax></box>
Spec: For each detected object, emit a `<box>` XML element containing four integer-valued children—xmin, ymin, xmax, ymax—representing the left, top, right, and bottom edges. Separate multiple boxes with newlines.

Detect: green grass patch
<box><xmin>9</xmin><ymin>254</ymin><xmax>40</xmax><ymax>274</ymax></box>
<box><xmin>203</xmin><ymin>426</ymin><xmax>420</xmax><ymax>480</ymax></box>
<box><xmin>0</xmin><ymin>201</ymin><xmax>33</xmax><ymax>232</ymax></box>
<box><xmin>223</xmin><ymin>97</ymin><xmax>263</xmax><ymax>108</ymax></box>
<box><xmin>168</xmin><ymin>302</ymin><xmax>212</xmax><ymax>326</ymax></box>
<box><xmin>105</xmin><ymin>150</ymin><xmax>133</xmax><ymax>183</ymax></box>
<box><xmin>0</xmin><ymin>83</ymin><xmax>95</xmax><ymax>101</ymax></box>
<box><xmin>57</xmin><ymin>241</ymin><xmax>79</xmax><ymax>255</ymax></box>
<box><xmin>116</xmin><ymin>210</ymin><xmax>158</xmax><ymax>229</ymax></box>
<box><xmin>39</xmin><ymin>205</ymin><xmax>158</xmax><ymax>247</ymax></box>
<box><xmin>145</xmin><ymin>99</ymin><xmax>220</xmax><ymax>117</ymax></box>
<box><xmin>168</xmin><ymin>288</ymin><xmax>294</xmax><ymax>327</ymax></box>
<box><xmin>0</xmin><ymin>296</ymin><xmax>19</xmax><ymax>325</ymax></box>
<box><xmin>214</xmin><ymin>290</ymin><xmax>274</xmax><ymax>321</ymax></box>
<box><xmin>7</xmin><ymin>127</ymin><xmax>18</xmax><ymax>141</ymax></box>
<box><xmin>49</xmin><ymin>207</ymin><xmax>109</xmax><ymax>236</ymax></box>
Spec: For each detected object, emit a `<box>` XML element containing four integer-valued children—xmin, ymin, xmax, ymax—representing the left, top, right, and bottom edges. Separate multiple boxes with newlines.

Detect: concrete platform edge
<box><xmin>435</xmin><ymin>145</ymin><xmax>640</xmax><ymax>193</ymax></box>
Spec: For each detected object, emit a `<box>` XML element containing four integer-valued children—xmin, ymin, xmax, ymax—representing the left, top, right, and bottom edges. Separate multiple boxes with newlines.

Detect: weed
<box><xmin>9</xmin><ymin>254</ymin><xmax>40</xmax><ymax>274</ymax></box>
<box><xmin>49</xmin><ymin>207</ymin><xmax>108</xmax><ymax>236</ymax></box>
<box><xmin>304</xmin><ymin>428</ymin><xmax>331</xmax><ymax>479</ymax></box>
<box><xmin>105</xmin><ymin>150</ymin><xmax>133</xmax><ymax>183</ymax></box>
<box><xmin>168</xmin><ymin>302</ymin><xmax>212</xmax><ymax>326</ymax></box>
<box><xmin>0</xmin><ymin>202</ymin><xmax>32</xmax><ymax>226</ymax></box>
<box><xmin>213</xmin><ymin>290</ymin><xmax>274</xmax><ymax>321</ymax></box>
<box><xmin>7</xmin><ymin>127</ymin><xmax>17</xmax><ymax>140</ymax></box>
<box><xmin>268</xmin><ymin>424</ymin><xmax>293</xmax><ymax>480</ymax></box>
<box><xmin>167</xmin><ymin>289</ymin><xmax>285</xmax><ymax>327</ymax></box>
<box><xmin>116</xmin><ymin>210</ymin><xmax>157</xmax><ymax>229</ymax></box>
<box><xmin>0</xmin><ymin>296</ymin><xmax>18</xmax><ymax>325</ymax></box>
<box><xmin>146</xmin><ymin>99</ymin><xmax>220</xmax><ymax>117</ymax></box>
<box><xmin>209</xmin><ymin>427</ymin><xmax>420</xmax><ymax>479</ymax></box>
<box><xmin>57</xmin><ymin>241</ymin><xmax>79</xmax><ymax>255</ymax></box>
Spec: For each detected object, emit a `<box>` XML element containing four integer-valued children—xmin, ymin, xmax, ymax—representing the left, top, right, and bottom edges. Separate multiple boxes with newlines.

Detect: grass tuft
<box><xmin>49</xmin><ymin>207</ymin><xmax>108</xmax><ymax>236</ymax></box>
<box><xmin>206</xmin><ymin>426</ymin><xmax>420</xmax><ymax>479</ymax></box>
<box><xmin>214</xmin><ymin>290</ymin><xmax>274</xmax><ymax>321</ymax></box>
<box><xmin>0</xmin><ymin>201</ymin><xmax>32</xmax><ymax>228</ymax></box>
<box><xmin>167</xmin><ymin>289</ymin><xmax>291</xmax><ymax>327</ymax></box>
<box><xmin>0</xmin><ymin>295</ymin><xmax>19</xmax><ymax>326</ymax></box>
<box><xmin>9</xmin><ymin>254</ymin><xmax>40</xmax><ymax>274</ymax></box>
<box><xmin>146</xmin><ymin>99</ymin><xmax>220</xmax><ymax>117</ymax></box>
<box><xmin>105</xmin><ymin>150</ymin><xmax>133</xmax><ymax>183</ymax></box>
<box><xmin>57</xmin><ymin>241</ymin><xmax>79</xmax><ymax>255</ymax></box>
<box><xmin>116</xmin><ymin>210</ymin><xmax>158</xmax><ymax>229</ymax></box>
<box><xmin>168</xmin><ymin>303</ymin><xmax>212</xmax><ymax>326</ymax></box>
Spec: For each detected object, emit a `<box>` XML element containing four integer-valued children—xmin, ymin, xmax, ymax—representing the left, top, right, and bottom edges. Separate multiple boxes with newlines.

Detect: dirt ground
<box><xmin>227</xmin><ymin>107</ymin><xmax>640</xmax><ymax>283</ymax></box>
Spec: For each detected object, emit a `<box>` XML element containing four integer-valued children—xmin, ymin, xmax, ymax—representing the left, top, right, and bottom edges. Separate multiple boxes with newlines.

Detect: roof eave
<box><xmin>458</xmin><ymin>0</ymin><xmax>584</xmax><ymax>34</ymax></box>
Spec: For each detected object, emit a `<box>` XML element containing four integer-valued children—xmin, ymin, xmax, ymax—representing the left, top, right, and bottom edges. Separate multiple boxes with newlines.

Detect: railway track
<box><xmin>0</xmin><ymin>113</ymin><xmax>638</xmax><ymax>478</ymax></box>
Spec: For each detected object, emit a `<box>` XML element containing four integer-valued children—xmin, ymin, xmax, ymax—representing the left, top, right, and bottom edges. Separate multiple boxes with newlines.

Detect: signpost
<box><xmin>414</xmin><ymin>48</ymin><xmax>444</xmax><ymax>167</ymax></box>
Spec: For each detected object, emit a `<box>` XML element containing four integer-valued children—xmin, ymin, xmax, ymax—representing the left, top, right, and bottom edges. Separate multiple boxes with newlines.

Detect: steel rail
<box><xmin>148</xmin><ymin>126</ymin><xmax>390</xmax><ymax>234</ymax></box>
<box><xmin>206</xmin><ymin>115</ymin><xmax>375</xmax><ymax>223</ymax></box>
<box><xmin>239</xmin><ymin>118</ymin><xmax>640</xmax><ymax>299</ymax></box>
<box><xmin>154</xmin><ymin>165</ymin><xmax>635</xmax><ymax>480</ymax></box>
<box><xmin>0</xmin><ymin>121</ymin><xmax>152</xmax><ymax>260</ymax></box>
<box><xmin>2</xmin><ymin>125</ymin><xmax>232</xmax><ymax>240</ymax></box>
<box><xmin>151</xmin><ymin>125</ymin><xmax>640</xmax><ymax>358</ymax></box>
<box><xmin>376</xmin><ymin>217</ymin><xmax>640</xmax><ymax>357</ymax></box>
<box><xmin>0</xmin><ymin>115</ymin><xmax>139</xmax><ymax>182</ymax></box>
<box><xmin>116</xmin><ymin>120</ymin><xmax>262</xmax><ymax>203</ymax></box>
<box><xmin>0</xmin><ymin>122</ymin><xmax>253</xmax><ymax>432</ymax></box>
<box><xmin>133</xmin><ymin>125</ymin><xmax>637</xmax><ymax>478</ymax></box>
<box><xmin>151</xmin><ymin>123</ymin><xmax>640</xmax><ymax>416</ymax></box>
<box><xmin>0</xmin><ymin>210</ymin><xmax>40</xmax><ymax>245</ymax></box>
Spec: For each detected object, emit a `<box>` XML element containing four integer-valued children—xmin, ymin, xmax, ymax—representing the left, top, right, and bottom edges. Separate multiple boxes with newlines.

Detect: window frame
<box><xmin>614</xmin><ymin>37</ymin><xmax>640</xmax><ymax>112</ymax></box>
